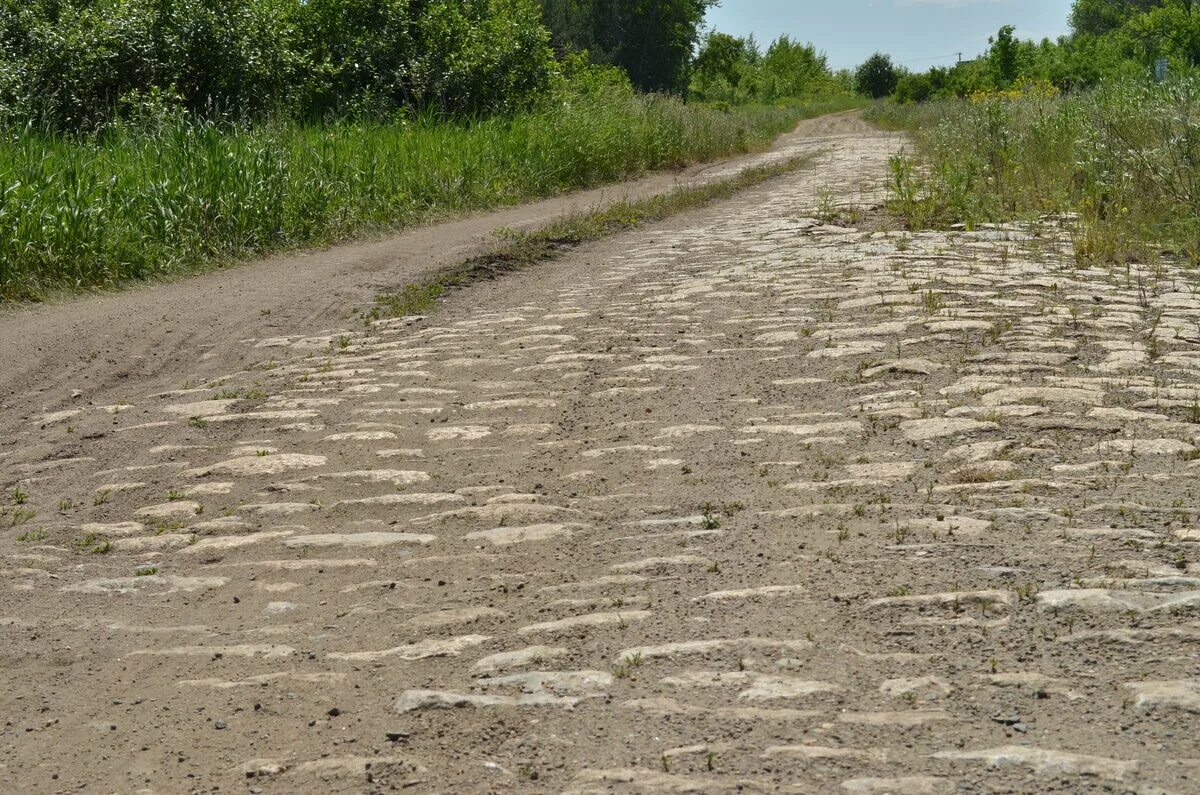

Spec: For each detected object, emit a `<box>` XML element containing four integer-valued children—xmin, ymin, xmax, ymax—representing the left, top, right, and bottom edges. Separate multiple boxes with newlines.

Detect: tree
<box><xmin>989</xmin><ymin>24</ymin><xmax>1021</xmax><ymax>84</ymax></box>
<box><xmin>1127</xmin><ymin>0</ymin><xmax>1200</xmax><ymax>65</ymax></box>
<box><xmin>0</xmin><ymin>0</ymin><xmax>560</xmax><ymax>130</ymax></box>
<box><xmin>539</xmin><ymin>0</ymin><xmax>604</xmax><ymax>58</ymax></box>
<box><xmin>539</xmin><ymin>0</ymin><xmax>716</xmax><ymax>94</ymax></box>
<box><xmin>854</xmin><ymin>52</ymin><xmax>898</xmax><ymax>98</ymax></box>
<box><xmin>689</xmin><ymin>31</ymin><xmax>837</xmax><ymax>104</ymax></box>
<box><xmin>693</xmin><ymin>31</ymin><xmax>747</xmax><ymax>90</ymax></box>
<box><xmin>1070</xmin><ymin>0</ymin><xmax>1163</xmax><ymax>36</ymax></box>
<box><xmin>759</xmin><ymin>36</ymin><xmax>829</xmax><ymax>100</ymax></box>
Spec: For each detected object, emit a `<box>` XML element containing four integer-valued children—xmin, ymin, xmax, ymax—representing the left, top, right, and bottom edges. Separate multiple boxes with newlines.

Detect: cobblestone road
<box><xmin>3</xmin><ymin>122</ymin><xmax>1199</xmax><ymax>794</ymax></box>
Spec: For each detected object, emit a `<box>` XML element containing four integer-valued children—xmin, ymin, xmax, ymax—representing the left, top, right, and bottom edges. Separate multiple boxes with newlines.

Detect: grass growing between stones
<box><xmin>369</xmin><ymin>153</ymin><xmax>814</xmax><ymax>321</ymax></box>
<box><xmin>866</xmin><ymin>76</ymin><xmax>1200</xmax><ymax>266</ymax></box>
<box><xmin>0</xmin><ymin>93</ymin><xmax>861</xmax><ymax>302</ymax></box>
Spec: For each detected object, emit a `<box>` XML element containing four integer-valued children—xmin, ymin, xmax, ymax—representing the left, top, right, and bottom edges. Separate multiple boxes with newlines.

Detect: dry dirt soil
<box><xmin>2</xmin><ymin>113</ymin><xmax>1199</xmax><ymax>794</ymax></box>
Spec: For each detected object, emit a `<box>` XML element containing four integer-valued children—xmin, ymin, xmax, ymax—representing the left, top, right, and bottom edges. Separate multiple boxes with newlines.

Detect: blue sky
<box><xmin>705</xmin><ymin>0</ymin><xmax>1076</xmax><ymax>71</ymax></box>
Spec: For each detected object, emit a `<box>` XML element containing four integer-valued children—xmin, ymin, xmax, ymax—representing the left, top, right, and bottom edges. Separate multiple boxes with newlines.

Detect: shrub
<box><xmin>0</xmin><ymin>0</ymin><xmax>558</xmax><ymax>131</ymax></box>
<box><xmin>894</xmin><ymin>74</ymin><xmax>934</xmax><ymax>104</ymax></box>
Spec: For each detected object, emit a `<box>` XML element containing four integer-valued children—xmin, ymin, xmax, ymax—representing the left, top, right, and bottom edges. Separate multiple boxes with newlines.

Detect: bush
<box><xmin>893</xmin><ymin>73</ymin><xmax>934</xmax><ymax>104</ymax></box>
<box><xmin>554</xmin><ymin>52</ymin><xmax>635</xmax><ymax>98</ymax></box>
<box><xmin>0</xmin><ymin>0</ymin><xmax>302</xmax><ymax>131</ymax></box>
<box><xmin>0</xmin><ymin>0</ymin><xmax>558</xmax><ymax>131</ymax></box>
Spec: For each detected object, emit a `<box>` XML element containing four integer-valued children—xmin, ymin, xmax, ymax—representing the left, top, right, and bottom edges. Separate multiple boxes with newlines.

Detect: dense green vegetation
<box><xmin>4</xmin><ymin>0</ymin><xmax>832</xmax><ymax>129</ymax></box>
<box><xmin>872</xmin><ymin>79</ymin><xmax>1200</xmax><ymax>264</ymax></box>
<box><xmin>0</xmin><ymin>0</ymin><xmax>559</xmax><ymax>130</ymax></box>
<box><xmin>882</xmin><ymin>0</ymin><xmax>1197</xmax><ymax>102</ymax></box>
<box><xmin>0</xmin><ymin>95</ymin><xmax>862</xmax><ymax>301</ymax></box>
<box><xmin>0</xmin><ymin>1</ymin><xmax>860</xmax><ymax>300</ymax></box>
<box><xmin>867</xmin><ymin>1</ymin><xmax>1200</xmax><ymax>266</ymax></box>
<box><xmin>539</xmin><ymin>0</ymin><xmax>713</xmax><ymax>95</ymax></box>
<box><xmin>855</xmin><ymin>54</ymin><xmax>899</xmax><ymax>100</ymax></box>
<box><xmin>689</xmin><ymin>32</ymin><xmax>850</xmax><ymax>103</ymax></box>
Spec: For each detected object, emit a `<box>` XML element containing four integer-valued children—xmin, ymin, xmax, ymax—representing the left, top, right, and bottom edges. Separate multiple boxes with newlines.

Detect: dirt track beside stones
<box><xmin>0</xmin><ymin>111</ymin><xmax>872</xmax><ymax>434</ymax></box>
<box><xmin>3</xmin><ymin>114</ymin><xmax>1200</xmax><ymax>794</ymax></box>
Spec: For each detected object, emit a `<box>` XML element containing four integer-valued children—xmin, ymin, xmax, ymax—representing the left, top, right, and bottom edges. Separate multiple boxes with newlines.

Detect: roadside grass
<box><xmin>0</xmin><ymin>92</ymin><xmax>860</xmax><ymax>302</ymax></box>
<box><xmin>865</xmin><ymin>76</ymin><xmax>1200</xmax><ymax>266</ymax></box>
<box><xmin>369</xmin><ymin>153</ymin><xmax>812</xmax><ymax>321</ymax></box>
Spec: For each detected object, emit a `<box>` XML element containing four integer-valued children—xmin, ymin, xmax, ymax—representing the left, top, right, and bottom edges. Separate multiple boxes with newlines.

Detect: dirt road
<box><xmin>0</xmin><ymin>112</ymin><xmax>871</xmax><ymax>432</ymax></box>
<box><xmin>3</xmin><ymin>115</ymin><xmax>1199</xmax><ymax>793</ymax></box>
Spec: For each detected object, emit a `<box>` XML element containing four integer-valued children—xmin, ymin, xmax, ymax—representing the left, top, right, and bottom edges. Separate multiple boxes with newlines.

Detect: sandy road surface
<box><xmin>0</xmin><ymin>112</ymin><xmax>870</xmax><ymax>435</ymax></box>
<box><xmin>3</xmin><ymin>115</ymin><xmax>1200</xmax><ymax>793</ymax></box>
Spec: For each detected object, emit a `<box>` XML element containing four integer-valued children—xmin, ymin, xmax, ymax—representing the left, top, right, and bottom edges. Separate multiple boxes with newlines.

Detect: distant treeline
<box><xmin>889</xmin><ymin>0</ymin><xmax>1200</xmax><ymax>103</ymax></box>
<box><xmin>688</xmin><ymin>33</ymin><xmax>849</xmax><ymax>105</ymax></box>
<box><xmin>0</xmin><ymin>0</ymin><xmax>860</xmax><ymax>133</ymax></box>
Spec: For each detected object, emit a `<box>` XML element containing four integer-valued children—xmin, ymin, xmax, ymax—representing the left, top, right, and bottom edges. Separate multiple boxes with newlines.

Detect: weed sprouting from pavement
<box><xmin>700</xmin><ymin>503</ymin><xmax>723</xmax><ymax>530</ymax></box>
<box><xmin>77</xmin><ymin>532</ymin><xmax>111</xmax><ymax>554</ymax></box>
<box><xmin>16</xmin><ymin>528</ymin><xmax>48</xmax><ymax>543</ymax></box>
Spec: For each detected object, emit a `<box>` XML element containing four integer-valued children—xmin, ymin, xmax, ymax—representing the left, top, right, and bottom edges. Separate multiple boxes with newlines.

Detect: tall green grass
<box><xmin>867</xmin><ymin>77</ymin><xmax>1200</xmax><ymax>265</ymax></box>
<box><xmin>0</xmin><ymin>93</ymin><xmax>856</xmax><ymax>301</ymax></box>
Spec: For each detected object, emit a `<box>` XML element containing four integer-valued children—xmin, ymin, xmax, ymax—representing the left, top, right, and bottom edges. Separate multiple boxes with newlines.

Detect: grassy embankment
<box><xmin>867</xmin><ymin>77</ymin><xmax>1200</xmax><ymax>266</ymax></box>
<box><xmin>0</xmin><ymin>93</ymin><xmax>865</xmax><ymax>301</ymax></box>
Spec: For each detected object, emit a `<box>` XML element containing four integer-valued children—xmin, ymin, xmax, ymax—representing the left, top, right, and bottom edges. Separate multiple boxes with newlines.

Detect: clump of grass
<box><xmin>2</xmin><ymin>507</ymin><xmax>36</xmax><ymax>528</ymax></box>
<box><xmin>612</xmin><ymin>652</ymin><xmax>644</xmax><ymax>679</ymax></box>
<box><xmin>374</xmin><ymin>284</ymin><xmax>446</xmax><ymax>319</ymax></box>
<box><xmin>868</xmin><ymin>76</ymin><xmax>1200</xmax><ymax>264</ymax></box>
<box><xmin>0</xmin><ymin>93</ymin><xmax>842</xmax><ymax>301</ymax></box>
<box><xmin>76</xmin><ymin>532</ymin><xmax>111</xmax><ymax>554</ymax></box>
<box><xmin>151</xmin><ymin>518</ymin><xmax>187</xmax><ymax>535</ymax></box>
<box><xmin>952</xmin><ymin>465</ymin><xmax>1007</xmax><ymax>484</ymax></box>
<box><xmin>16</xmin><ymin>528</ymin><xmax>48</xmax><ymax>543</ymax></box>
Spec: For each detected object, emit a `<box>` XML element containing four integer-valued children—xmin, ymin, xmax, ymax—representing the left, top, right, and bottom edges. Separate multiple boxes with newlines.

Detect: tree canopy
<box><xmin>855</xmin><ymin>53</ymin><xmax>899</xmax><ymax>99</ymax></box>
<box><xmin>1070</xmin><ymin>0</ymin><xmax>1164</xmax><ymax>36</ymax></box>
<box><xmin>880</xmin><ymin>0</ymin><xmax>1200</xmax><ymax>104</ymax></box>
<box><xmin>0</xmin><ymin>0</ymin><xmax>559</xmax><ymax>130</ymax></box>
<box><xmin>539</xmin><ymin>0</ymin><xmax>715</xmax><ymax>94</ymax></box>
